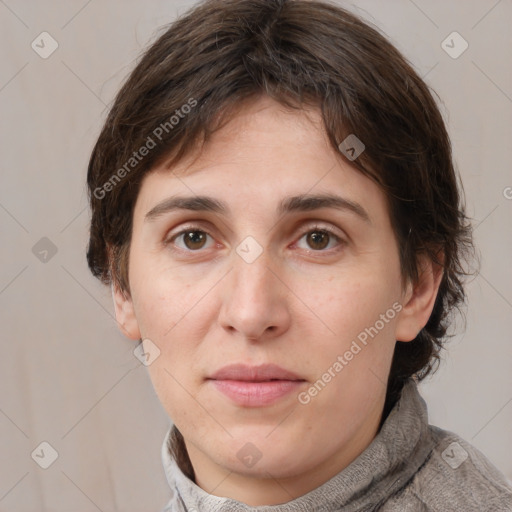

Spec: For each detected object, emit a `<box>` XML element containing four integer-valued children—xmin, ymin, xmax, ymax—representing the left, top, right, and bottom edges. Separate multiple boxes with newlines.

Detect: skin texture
<box><xmin>113</xmin><ymin>95</ymin><xmax>443</xmax><ymax>506</ymax></box>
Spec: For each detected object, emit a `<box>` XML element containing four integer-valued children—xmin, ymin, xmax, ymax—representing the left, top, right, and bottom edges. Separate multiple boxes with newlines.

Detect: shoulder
<box><xmin>382</xmin><ymin>426</ymin><xmax>512</xmax><ymax>511</ymax></box>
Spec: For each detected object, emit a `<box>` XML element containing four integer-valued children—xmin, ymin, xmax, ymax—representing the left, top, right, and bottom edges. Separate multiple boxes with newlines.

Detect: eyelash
<box><xmin>164</xmin><ymin>224</ymin><xmax>346</xmax><ymax>255</ymax></box>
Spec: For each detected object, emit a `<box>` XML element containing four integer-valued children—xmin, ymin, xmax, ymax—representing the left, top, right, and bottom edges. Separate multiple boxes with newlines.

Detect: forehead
<box><xmin>133</xmin><ymin>96</ymin><xmax>389</xmax><ymax>225</ymax></box>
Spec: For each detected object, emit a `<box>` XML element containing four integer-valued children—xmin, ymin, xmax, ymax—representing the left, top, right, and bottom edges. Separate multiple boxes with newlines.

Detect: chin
<box><xmin>216</xmin><ymin>435</ymin><xmax>310</xmax><ymax>478</ymax></box>
<box><xmin>229</xmin><ymin>455</ymin><xmax>305</xmax><ymax>479</ymax></box>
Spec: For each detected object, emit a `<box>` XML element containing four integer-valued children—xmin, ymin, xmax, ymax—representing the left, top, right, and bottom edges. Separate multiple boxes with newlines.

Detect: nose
<box><xmin>218</xmin><ymin>249</ymin><xmax>291</xmax><ymax>342</ymax></box>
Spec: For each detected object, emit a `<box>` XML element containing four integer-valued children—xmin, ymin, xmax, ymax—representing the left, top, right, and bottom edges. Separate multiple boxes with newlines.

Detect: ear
<box><xmin>111</xmin><ymin>282</ymin><xmax>141</xmax><ymax>340</ymax></box>
<box><xmin>395</xmin><ymin>252</ymin><xmax>444</xmax><ymax>342</ymax></box>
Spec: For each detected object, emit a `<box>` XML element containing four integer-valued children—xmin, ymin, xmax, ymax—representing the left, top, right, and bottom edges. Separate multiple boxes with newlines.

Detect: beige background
<box><xmin>1</xmin><ymin>1</ymin><xmax>511</xmax><ymax>510</ymax></box>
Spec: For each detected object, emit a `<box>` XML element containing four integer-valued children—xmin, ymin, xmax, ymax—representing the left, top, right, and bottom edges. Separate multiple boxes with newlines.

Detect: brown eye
<box><xmin>169</xmin><ymin>228</ymin><xmax>214</xmax><ymax>251</ymax></box>
<box><xmin>306</xmin><ymin>231</ymin><xmax>330</xmax><ymax>250</ymax></box>
<box><xmin>182</xmin><ymin>230</ymin><xmax>208</xmax><ymax>250</ymax></box>
<box><xmin>296</xmin><ymin>227</ymin><xmax>344</xmax><ymax>253</ymax></box>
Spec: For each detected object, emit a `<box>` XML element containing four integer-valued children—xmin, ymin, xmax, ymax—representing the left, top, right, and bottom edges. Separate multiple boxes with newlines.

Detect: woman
<box><xmin>86</xmin><ymin>0</ymin><xmax>512</xmax><ymax>509</ymax></box>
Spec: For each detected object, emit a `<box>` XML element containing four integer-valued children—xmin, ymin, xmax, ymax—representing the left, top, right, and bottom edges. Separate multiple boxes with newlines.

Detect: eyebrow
<box><xmin>144</xmin><ymin>193</ymin><xmax>371</xmax><ymax>224</ymax></box>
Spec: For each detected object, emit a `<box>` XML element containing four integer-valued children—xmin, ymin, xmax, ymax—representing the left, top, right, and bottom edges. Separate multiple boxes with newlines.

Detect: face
<box><xmin>114</xmin><ymin>95</ymin><xmax>439</xmax><ymax>495</ymax></box>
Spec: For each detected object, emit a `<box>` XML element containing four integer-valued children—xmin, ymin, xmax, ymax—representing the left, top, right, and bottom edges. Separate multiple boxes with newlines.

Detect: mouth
<box><xmin>206</xmin><ymin>363</ymin><xmax>306</xmax><ymax>407</ymax></box>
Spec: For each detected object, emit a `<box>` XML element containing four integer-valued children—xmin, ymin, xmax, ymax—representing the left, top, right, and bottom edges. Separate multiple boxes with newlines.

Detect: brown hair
<box><xmin>86</xmin><ymin>0</ymin><xmax>474</xmax><ymax>475</ymax></box>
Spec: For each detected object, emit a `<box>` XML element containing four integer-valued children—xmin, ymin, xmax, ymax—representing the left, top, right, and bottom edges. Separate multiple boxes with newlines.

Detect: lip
<box><xmin>207</xmin><ymin>364</ymin><xmax>306</xmax><ymax>407</ymax></box>
<box><xmin>209</xmin><ymin>363</ymin><xmax>303</xmax><ymax>382</ymax></box>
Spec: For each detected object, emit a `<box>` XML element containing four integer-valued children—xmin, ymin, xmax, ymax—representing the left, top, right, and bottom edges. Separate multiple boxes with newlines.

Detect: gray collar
<box><xmin>161</xmin><ymin>379</ymin><xmax>435</xmax><ymax>511</ymax></box>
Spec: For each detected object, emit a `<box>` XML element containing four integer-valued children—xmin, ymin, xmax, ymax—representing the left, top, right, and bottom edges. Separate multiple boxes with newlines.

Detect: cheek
<box><xmin>306</xmin><ymin>270</ymin><xmax>398</xmax><ymax>336</ymax></box>
<box><xmin>138</xmin><ymin>283</ymin><xmax>208</xmax><ymax>427</ymax></box>
<box><xmin>145</xmin><ymin>364</ymin><xmax>202</xmax><ymax>433</ymax></box>
<box><xmin>130</xmin><ymin>255</ymin><xmax>206</xmax><ymax>339</ymax></box>
<box><xmin>294</xmin><ymin>275</ymin><xmax>399</xmax><ymax>424</ymax></box>
<box><xmin>295</xmin><ymin>268</ymin><xmax>401</xmax><ymax>387</ymax></box>
<box><xmin>131</xmin><ymin>264</ymin><xmax>215</xmax><ymax>379</ymax></box>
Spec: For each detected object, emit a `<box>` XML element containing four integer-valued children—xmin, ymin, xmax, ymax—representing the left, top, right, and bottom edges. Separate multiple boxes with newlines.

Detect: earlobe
<box><xmin>395</xmin><ymin>254</ymin><xmax>444</xmax><ymax>342</ymax></box>
<box><xmin>111</xmin><ymin>282</ymin><xmax>141</xmax><ymax>340</ymax></box>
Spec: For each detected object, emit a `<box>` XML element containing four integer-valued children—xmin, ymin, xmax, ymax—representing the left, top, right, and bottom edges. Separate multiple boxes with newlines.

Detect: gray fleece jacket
<box><xmin>160</xmin><ymin>379</ymin><xmax>512</xmax><ymax>511</ymax></box>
